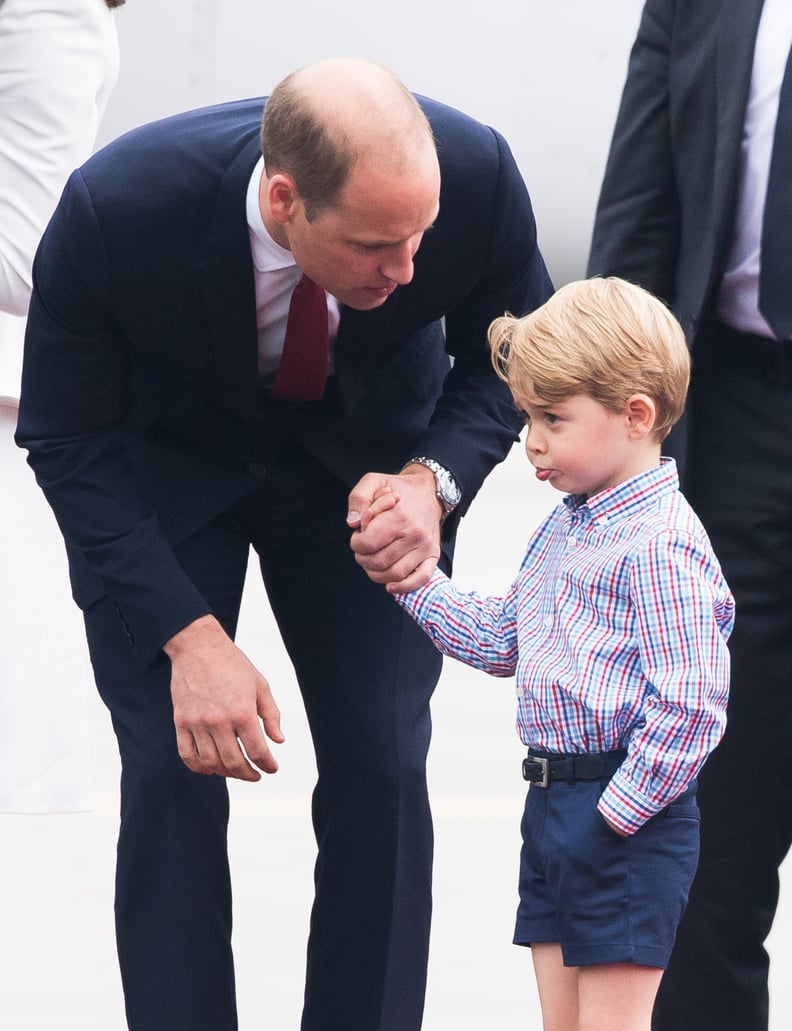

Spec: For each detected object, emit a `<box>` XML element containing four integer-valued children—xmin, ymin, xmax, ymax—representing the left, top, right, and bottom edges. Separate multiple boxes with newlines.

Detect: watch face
<box><xmin>438</xmin><ymin>469</ymin><xmax>461</xmax><ymax>506</ymax></box>
<box><xmin>406</xmin><ymin>457</ymin><xmax>460</xmax><ymax>510</ymax></box>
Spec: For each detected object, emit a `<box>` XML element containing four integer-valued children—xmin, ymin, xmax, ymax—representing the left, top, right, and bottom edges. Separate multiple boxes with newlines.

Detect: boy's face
<box><xmin>512</xmin><ymin>387</ymin><xmax>658</xmax><ymax>498</ymax></box>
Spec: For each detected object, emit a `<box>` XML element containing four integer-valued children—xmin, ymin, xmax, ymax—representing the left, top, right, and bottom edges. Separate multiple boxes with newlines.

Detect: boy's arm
<box><xmin>393</xmin><ymin>570</ymin><xmax>520</xmax><ymax>678</ymax></box>
<box><xmin>598</xmin><ymin>529</ymin><xmax>734</xmax><ymax>835</ymax></box>
<box><xmin>362</xmin><ymin>485</ymin><xmax>520</xmax><ymax>676</ymax></box>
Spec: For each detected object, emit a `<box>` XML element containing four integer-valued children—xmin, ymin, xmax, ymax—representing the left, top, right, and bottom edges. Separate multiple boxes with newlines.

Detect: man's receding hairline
<box><xmin>290</xmin><ymin>58</ymin><xmax>435</xmax><ymax>158</ymax></box>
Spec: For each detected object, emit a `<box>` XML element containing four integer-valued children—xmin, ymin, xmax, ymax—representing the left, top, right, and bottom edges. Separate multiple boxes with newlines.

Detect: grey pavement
<box><xmin>2</xmin><ymin>443</ymin><xmax>790</xmax><ymax>1028</ymax></box>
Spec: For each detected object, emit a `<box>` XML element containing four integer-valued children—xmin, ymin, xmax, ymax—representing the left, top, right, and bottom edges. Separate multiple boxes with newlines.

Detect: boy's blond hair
<box><xmin>489</xmin><ymin>277</ymin><xmax>690</xmax><ymax>442</ymax></box>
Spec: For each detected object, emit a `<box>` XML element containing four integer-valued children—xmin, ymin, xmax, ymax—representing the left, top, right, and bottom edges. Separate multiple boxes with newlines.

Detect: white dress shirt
<box><xmin>717</xmin><ymin>0</ymin><xmax>792</xmax><ymax>337</ymax></box>
<box><xmin>246</xmin><ymin>157</ymin><xmax>339</xmax><ymax>379</ymax></box>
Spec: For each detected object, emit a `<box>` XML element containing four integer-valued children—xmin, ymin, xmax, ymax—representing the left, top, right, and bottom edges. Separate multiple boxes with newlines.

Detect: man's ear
<box><xmin>624</xmin><ymin>393</ymin><xmax>657</xmax><ymax>439</ymax></box>
<box><xmin>264</xmin><ymin>172</ymin><xmax>299</xmax><ymax>226</ymax></box>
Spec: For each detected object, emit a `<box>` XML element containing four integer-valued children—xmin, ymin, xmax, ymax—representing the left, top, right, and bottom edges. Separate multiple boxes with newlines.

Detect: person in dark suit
<box><xmin>16</xmin><ymin>58</ymin><xmax>552</xmax><ymax>1031</ymax></box>
<box><xmin>588</xmin><ymin>3</ymin><xmax>792</xmax><ymax>1029</ymax></box>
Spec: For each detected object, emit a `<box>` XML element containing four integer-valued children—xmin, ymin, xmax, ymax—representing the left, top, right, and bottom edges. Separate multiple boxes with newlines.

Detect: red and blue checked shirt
<box><xmin>397</xmin><ymin>459</ymin><xmax>734</xmax><ymax>835</ymax></box>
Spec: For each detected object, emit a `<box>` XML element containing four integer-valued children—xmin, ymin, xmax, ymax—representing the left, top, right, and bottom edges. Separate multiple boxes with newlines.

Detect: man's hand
<box><xmin>348</xmin><ymin>464</ymin><xmax>443</xmax><ymax>593</ymax></box>
<box><xmin>164</xmin><ymin>615</ymin><xmax>285</xmax><ymax>781</ymax></box>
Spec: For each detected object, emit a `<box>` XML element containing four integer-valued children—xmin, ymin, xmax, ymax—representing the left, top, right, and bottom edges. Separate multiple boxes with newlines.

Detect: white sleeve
<box><xmin>0</xmin><ymin>0</ymin><xmax>120</xmax><ymax>317</ymax></box>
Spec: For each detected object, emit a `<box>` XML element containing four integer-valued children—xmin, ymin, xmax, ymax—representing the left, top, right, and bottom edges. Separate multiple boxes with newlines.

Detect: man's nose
<box><xmin>380</xmin><ymin>238</ymin><xmax>419</xmax><ymax>285</ymax></box>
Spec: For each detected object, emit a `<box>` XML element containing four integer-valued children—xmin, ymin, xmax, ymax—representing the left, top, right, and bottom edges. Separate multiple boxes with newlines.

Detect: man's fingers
<box><xmin>175</xmin><ymin>716</ymin><xmax>279</xmax><ymax>781</ymax></box>
<box><xmin>347</xmin><ymin>472</ymin><xmax>391</xmax><ymax>527</ymax></box>
<box><xmin>236</xmin><ymin>702</ymin><xmax>284</xmax><ymax>776</ymax></box>
<box><xmin>350</xmin><ymin>511</ymin><xmax>421</xmax><ymax>563</ymax></box>
<box><xmin>230</xmin><ymin>724</ymin><xmax>275</xmax><ymax>778</ymax></box>
<box><xmin>257</xmin><ymin>685</ymin><xmax>285</xmax><ymax>744</ymax></box>
<box><xmin>386</xmin><ymin>555</ymin><xmax>439</xmax><ymax>595</ymax></box>
<box><xmin>175</xmin><ymin>725</ymin><xmax>206</xmax><ymax>775</ymax></box>
<box><xmin>168</xmin><ymin>617</ymin><xmax>285</xmax><ymax>782</ymax></box>
<box><xmin>353</xmin><ymin>528</ymin><xmax>435</xmax><ymax>580</ymax></box>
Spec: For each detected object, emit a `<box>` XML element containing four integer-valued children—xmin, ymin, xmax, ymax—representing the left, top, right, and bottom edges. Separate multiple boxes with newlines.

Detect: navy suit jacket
<box><xmin>588</xmin><ymin>0</ymin><xmax>765</xmax><ymax>342</ymax></box>
<box><xmin>17</xmin><ymin>94</ymin><xmax>552</xmax><ymax>665</ymax></box>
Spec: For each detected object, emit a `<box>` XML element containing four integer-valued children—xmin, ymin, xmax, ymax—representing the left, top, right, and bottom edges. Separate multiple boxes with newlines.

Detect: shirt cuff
<box><xmin>392</xmin><ymin>568</ymin><xmax>448</xmax><ymax>617</ymax></box>
<box><xmin>597</xmin><ymin>770</ymin><xmax>663</xmax><ymax>836</ymax></box>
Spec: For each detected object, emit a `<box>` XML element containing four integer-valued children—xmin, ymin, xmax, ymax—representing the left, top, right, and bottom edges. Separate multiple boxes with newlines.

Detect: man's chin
<box><xmin>342</xmin><ymin>287</ymin><xmax>396</xmax><ymax>311</ymax></box>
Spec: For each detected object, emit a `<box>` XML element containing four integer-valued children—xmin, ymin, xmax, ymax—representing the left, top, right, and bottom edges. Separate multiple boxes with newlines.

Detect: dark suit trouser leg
<box><xmin>239</xmin><ymin>447</ymin><xmax>441</xmax><ymax>1031</ymax></box>
<box><xmin>653</xmin><ymin>367</ymin><xmax>792</xmax><ymax>1031</ymax></box>
<box><xmin>84</xmin><ymin>521</ymin><xmax>251</xmax><ymax>1031</ymax></box>
<box><xmin>88</xmin><ymin>438</ymin><xmax>440</xmax><ymax>1031</ymax></box>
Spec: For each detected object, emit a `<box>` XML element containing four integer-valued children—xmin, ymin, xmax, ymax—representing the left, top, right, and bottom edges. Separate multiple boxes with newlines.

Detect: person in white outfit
<box><xmin>0</xmin><ymin>0</ymin><xmax>122</xmax><ymax>812</ymax></box>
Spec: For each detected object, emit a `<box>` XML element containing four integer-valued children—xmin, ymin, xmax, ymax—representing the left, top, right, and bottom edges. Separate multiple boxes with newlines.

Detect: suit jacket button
<box><xmin>249</xmin><ymin>461</ymin><xmax>267</xmax><ymax>478</ymax></box>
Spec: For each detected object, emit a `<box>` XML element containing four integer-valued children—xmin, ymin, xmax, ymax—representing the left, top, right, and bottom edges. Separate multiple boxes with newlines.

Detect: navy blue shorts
<box><xmin>513</xmin><ymin>758</ymin><xmax>700</xmax><ymax>969</ymax></box>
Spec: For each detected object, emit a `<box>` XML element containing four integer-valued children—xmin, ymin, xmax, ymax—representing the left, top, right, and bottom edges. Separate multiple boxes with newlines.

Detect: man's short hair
<box><xmin>260</xmin><ymin>61</ymin><xmax>434</xmax><ymax>221</ymax></box>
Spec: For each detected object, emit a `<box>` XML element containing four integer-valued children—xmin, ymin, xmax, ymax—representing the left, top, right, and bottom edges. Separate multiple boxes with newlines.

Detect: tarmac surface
<box><xmin>2</xmin><ymin>441</ymin><xmax>790</xmax><ymax>1029</ymax></box>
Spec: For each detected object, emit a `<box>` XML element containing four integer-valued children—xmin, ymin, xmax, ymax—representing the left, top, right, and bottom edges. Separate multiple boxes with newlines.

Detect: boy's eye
<box><xmin>544</xmin><ymin>412</ymin><xmax>559</xmax><ymax>425</ymax></box>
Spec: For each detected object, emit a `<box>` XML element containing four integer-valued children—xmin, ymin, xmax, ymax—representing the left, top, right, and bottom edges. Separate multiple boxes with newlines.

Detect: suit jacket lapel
<box><xmin>198</xmin><ymin>136</ymin><xmax>262</xmax><ymax>423</ymax></box>
<box><xmin>713</xmin><ymin>0</ymin><xmax>765</xmax><ymax>227</ymax></box>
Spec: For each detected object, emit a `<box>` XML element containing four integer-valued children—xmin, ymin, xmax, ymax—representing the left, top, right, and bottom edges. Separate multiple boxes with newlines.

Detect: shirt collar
<box><xmin>246</xmin><ymin>156</ymin><xmax>296</xmax><ymax>273</ymax></box>
<box><xmin>562</xmin><ymin>457</ymin><xmax>679</xmax><ymax>524</ymax></box>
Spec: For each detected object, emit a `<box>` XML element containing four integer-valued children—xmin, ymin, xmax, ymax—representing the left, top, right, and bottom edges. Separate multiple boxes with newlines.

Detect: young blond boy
<box><xmin>363</xmin><ymin>277</ymin><xmax>734</xmax><ymax>1031</ymax></box>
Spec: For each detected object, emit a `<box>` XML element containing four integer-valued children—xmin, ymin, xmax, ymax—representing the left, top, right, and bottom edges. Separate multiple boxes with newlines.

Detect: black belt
<box><xmin>702</xmin><ymin>323</ymin><xmax>792</xmax><ymax>386</ymax></box>
<box><xmin>522</xmin><ymin>749</ymin><xmax>626</xmax><ymax>788</ymax></box>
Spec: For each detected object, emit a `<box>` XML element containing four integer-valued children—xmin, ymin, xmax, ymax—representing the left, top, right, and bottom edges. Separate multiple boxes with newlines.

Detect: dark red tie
<box><xmin>270</xmin><ymin>273</ymin><xmax>329</xmax><ymax>401</ymax></box>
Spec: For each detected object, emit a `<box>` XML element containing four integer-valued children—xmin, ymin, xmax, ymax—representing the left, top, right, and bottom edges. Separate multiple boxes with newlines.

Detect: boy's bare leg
<box><xmin>578</xmin><ymin>962</ymin><xmax>663</xmax><ymax>1031</ymax></box>
<box><xmin>532</xmin><ymin>943</ymin><xmax>663</xmax><ymax>1031</ymax></box>
<box><xmin>532</xmin><ymin>942</ymin><xmax>579</xmax><ymax>1031</ymax></box>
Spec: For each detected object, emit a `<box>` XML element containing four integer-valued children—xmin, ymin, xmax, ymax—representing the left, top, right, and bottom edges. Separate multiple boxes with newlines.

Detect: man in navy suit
<box><xmin>588</xmin><ymin>3</ymin><xmax>792</xmax><ymax>1029</ymax></box>
<box><xmin>16</xmin><ymin>58</ymin><xmax>552</xmax><ymax>1030</ymax></box>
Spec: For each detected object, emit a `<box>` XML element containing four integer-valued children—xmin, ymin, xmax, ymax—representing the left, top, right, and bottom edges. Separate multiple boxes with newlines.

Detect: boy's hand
<box><xmin>358</xmin><ymin>484</ymin><xmax>400</xmax><ymax>531</ymax></box>
<box><xmin>602</xmin><ymin>814</ymin><xmax>629</xmax><ymax>838</ymax></box>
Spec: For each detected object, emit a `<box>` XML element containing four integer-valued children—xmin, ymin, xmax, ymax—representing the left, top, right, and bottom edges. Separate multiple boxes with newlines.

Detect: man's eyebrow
<box><xmin>350</xmin><ymin>222</ymin><xmax>437</xmax><ymax>248</ymax></box>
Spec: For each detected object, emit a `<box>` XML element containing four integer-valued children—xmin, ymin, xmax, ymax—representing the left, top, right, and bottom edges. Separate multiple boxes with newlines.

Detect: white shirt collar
<box><xmin>245</xmin><ymin>156</ymin><xmax>296</xmax><ymax>273</ymax></box>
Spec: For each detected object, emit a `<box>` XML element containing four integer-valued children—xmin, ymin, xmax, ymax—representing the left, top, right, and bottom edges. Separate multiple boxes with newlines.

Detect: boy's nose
<box><xmin>524</xmin><ymin>428</ymin><xmax>546</xmax><ymax>454</ymax></box>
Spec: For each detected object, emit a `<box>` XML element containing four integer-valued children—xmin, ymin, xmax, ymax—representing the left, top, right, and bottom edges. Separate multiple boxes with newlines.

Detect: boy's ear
<box><xmin>624</xmin><ymin>394</ymin><xmax>656</xmax><ymax>439</ymax></box>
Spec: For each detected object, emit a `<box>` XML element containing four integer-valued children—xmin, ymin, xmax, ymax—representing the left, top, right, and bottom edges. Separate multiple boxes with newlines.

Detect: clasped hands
<box><xmin>166</xmin><ymin>465</ymin><xmax>444</xmax><ymax>782</ymax></box>
<box><xmin>347</xmin><ymin>463</ymin><xmax>444</xmax><ymax>594</ymax></box>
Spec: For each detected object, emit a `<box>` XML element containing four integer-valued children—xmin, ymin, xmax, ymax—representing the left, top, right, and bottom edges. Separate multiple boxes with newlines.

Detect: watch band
<box><xmin>402</xmin><ymin>456</ymin><xmax>461</xmax><ymax>520</ymax></box>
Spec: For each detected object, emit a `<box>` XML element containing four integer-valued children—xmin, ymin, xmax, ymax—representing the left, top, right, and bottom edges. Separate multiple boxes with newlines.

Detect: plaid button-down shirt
<box><xmin>397</xmin><ymin>458</ymin><xmax>734</xmax><ymax>834</ymax></box>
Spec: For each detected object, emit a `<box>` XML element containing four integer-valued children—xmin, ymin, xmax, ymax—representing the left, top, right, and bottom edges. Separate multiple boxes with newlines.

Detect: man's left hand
<box><xmin>348</xmin><ymin>465</ymin><xmax>443</xmax><ymax>592</ymax></box>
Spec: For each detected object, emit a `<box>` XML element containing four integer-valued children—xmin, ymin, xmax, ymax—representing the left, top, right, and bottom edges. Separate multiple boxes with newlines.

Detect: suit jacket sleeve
<box><xmin>17</xmin><ymin>169</ymin><xmax>214</xmax><ymax>665</ymax></box>
<box><xmin>586</xmin><ymin>0</ymin><xmax>682</xmax><ymax>304</ymax></box>
<box><xmin>405</xmin><ymin>119</ymin><xmax>554</xmax><ymax>515</ymax></box>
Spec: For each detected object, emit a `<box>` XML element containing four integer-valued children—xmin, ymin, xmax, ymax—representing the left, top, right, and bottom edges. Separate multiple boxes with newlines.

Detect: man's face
<box><xmin>271</xmin><ymin>147</ymin><xmax>441</xmax><ymax>310</ymax></box>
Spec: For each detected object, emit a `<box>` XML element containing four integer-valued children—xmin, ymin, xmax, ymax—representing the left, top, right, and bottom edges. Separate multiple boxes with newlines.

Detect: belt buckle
<box><xmin>523</xmin><ymin>754</ymin><xmax>550</xmax><ymax>788</ymax></box>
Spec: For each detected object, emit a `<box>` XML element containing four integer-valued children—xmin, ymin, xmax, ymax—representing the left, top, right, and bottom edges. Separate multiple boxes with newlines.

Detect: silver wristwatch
<box><xmin>403</xmin><ymin>456</ymin><xmax>461</xmax><ymax>521</ymax></box>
